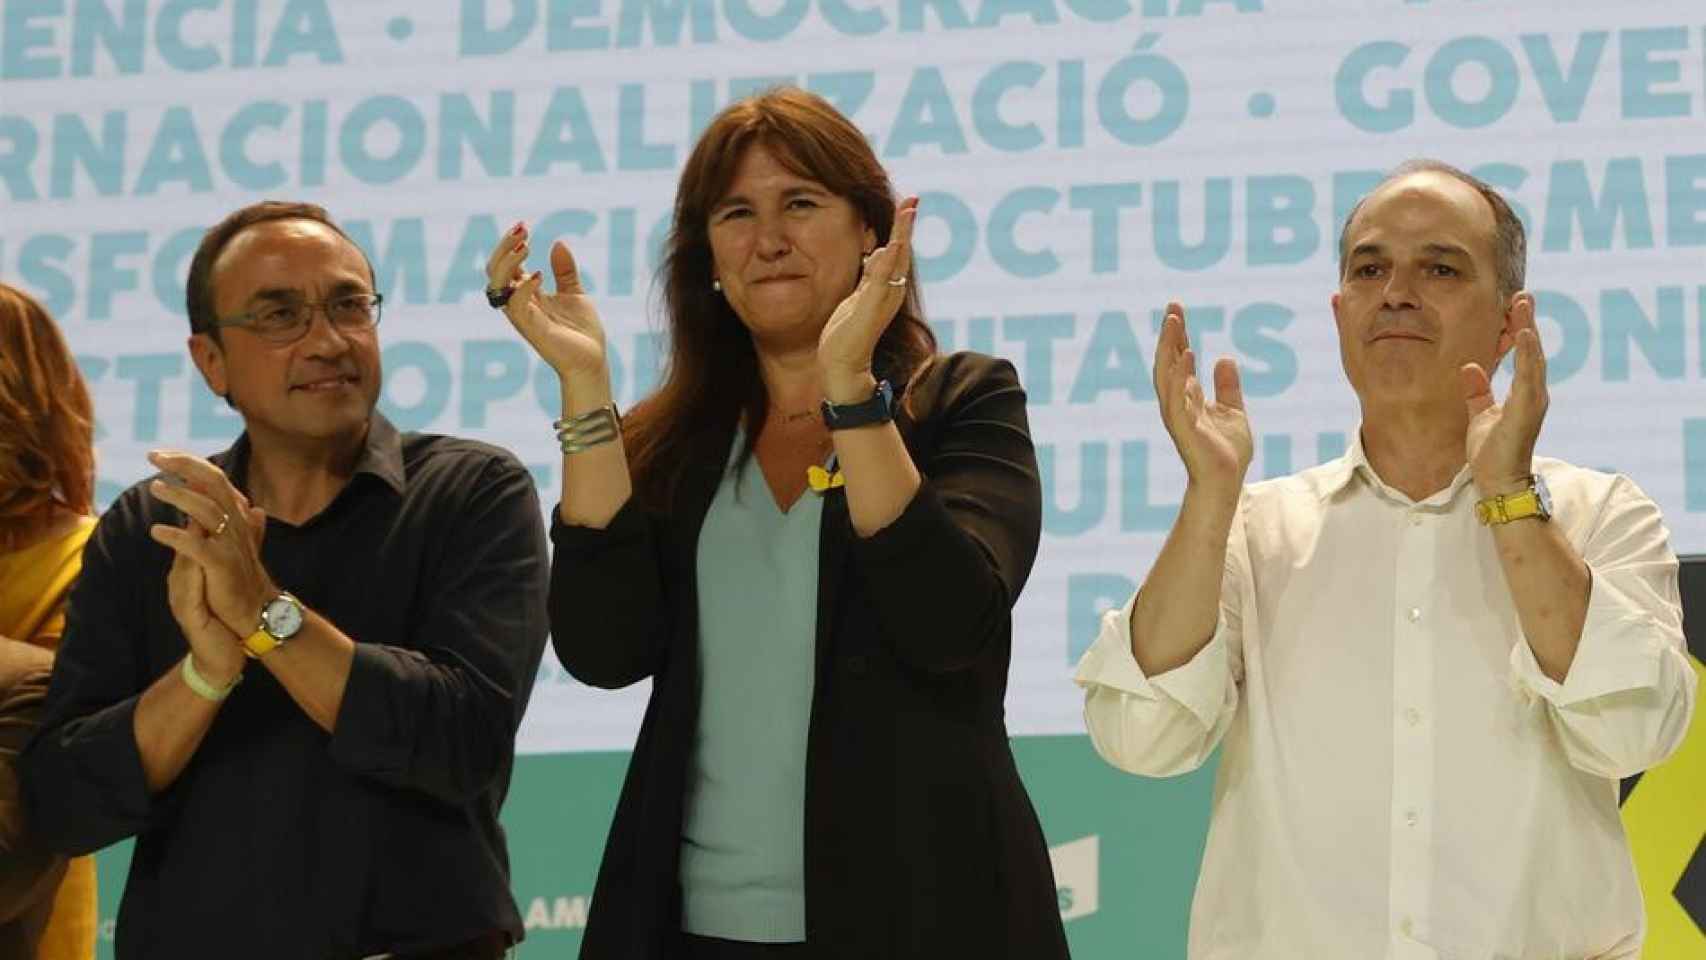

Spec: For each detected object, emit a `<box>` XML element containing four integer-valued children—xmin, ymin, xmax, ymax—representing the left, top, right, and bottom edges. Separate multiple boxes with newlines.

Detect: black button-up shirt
<box><xmin>21</xmin><ymin>415</ymin><xmax>549</xmax><ymax>959</ymax></box>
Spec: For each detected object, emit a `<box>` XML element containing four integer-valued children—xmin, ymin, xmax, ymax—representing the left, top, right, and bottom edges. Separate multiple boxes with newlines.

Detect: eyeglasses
<box><xmin>207</xmin><ymin>293</ymin><xmax>384</xmax><ymax>345</ymax></box>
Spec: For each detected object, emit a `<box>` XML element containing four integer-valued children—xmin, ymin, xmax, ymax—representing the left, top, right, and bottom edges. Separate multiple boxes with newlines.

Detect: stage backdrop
<box><xmin>2</xmin><ymin>0</ymin><xmax>1702</xmax><ymax>955</ymax></box>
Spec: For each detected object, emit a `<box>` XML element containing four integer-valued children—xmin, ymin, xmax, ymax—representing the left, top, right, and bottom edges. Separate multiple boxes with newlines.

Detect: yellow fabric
<box><xmin>34</xmin><ymin>859</ymin><xmax>96</xmax><ymax>960</ymax></box>
<box><xmin>0</xmin><ymin>517</ymin><xmax>95</xmax><ymax>646</ymax></box>
<box><xmin>0</xmin><ymin>517</ymin><xmax>99</xmax><ymax>960</ymax></box>
<box><xmin>1622</xmin><ymin>654</ymin><xmax>1706</xmax><ymax>957</ymax></box>
<box><xmin>804</xmin><ymin>465</ymin><xmax>844</xmax><ymax>492</ymax></box>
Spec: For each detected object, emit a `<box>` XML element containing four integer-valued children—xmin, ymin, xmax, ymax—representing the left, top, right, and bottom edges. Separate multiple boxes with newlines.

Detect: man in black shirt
<box><xmin>22</xmin><ymin>201</ymin><xmax>549</xmax><ymax>959</ymax></box>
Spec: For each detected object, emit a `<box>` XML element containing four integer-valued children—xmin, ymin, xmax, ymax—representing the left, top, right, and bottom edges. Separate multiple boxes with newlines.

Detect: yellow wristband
<box><xmin>242</xmin><ymin>628</ymin><xmax>279</xmax><ymax>659</ymax></box>
<box><xmin>181</xmin><ymin>655</ymin><xmax>240</xmax><ymax>701</ymax></box>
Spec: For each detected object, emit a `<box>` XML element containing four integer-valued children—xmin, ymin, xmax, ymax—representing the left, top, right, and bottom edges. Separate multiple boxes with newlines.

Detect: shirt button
<box><xmin>1404</xmin><ymin>809</ymin><xmax>1419</xmax><ymax>827</ymax></box>
<box><xmin>1399</xmin><ymin>917</ymin><xmax>1414</xmax><ymax>936</ymax></box>
<box><xmin>1407</xmin><ymin>607</ymin><xmax>1422</xmax><ymax>623</ymax></box>
<box><xmin>1404</xmin><ymin>708</ymin><xmax>1421</xmax><ymax>726</ymax></box>
<box><xmin>1409</xmin><ymin>514</ymin><xmax>1423</xmax><ymax>527</ymax></box>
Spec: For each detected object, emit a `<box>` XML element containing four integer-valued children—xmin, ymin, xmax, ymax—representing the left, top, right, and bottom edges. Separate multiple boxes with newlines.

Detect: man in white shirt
<box><xmin>1074</xmin><ymin>160</ymin><xmax>1697</xmax><ymax>959</ymax></box>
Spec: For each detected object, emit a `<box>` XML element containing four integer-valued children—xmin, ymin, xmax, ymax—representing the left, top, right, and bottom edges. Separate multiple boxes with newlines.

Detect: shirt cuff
<box><xmin>22</xmin><ymin>695</ymin><xmax>155</xmax><ymax>854</ymax></box>
<box><xmin>1508</xmin><ymin>571</ymin><xmax>1669</xmax><ymax>708</ymax></box>
<box><xmin>1073</xmin><ymin>593</ymin><xmax>1232</xmax><ymax>731</ymax></box>
<box><xmin>549</xmin><ymin>497</ymin><xmax>649</xmax><ymax>555</ymax></box>
<box><xmin>327</xmin><ymin>642</ymin><xmax>410</xmax><ymax>778</ymax></box>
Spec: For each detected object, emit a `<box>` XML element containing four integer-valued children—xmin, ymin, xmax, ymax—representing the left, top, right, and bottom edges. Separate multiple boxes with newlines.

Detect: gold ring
<box><xmin>886</xmin><ymin>275</ymin><xmax>908</xmax><ymax>287</ymax></box>
<box><xmin>212</xmin><ymin>513</ymin><xmax>230</xmax><ymax>537</ymax></box>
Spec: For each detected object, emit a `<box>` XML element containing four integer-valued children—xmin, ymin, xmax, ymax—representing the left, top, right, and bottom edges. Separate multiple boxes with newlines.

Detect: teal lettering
<box><xmin>460</xmin><ymin>0</ymin><xmax>535</xmax><ymax>56</ymax></box>
<box><xmin>1153</xmin><ymin>179</ymin><xmax>1231</xmax><ymax>271</ymax></box>
<box><xmin>1038</xmin><ymin>442</ymin><xmax>1108</xmax><ymax>536</ymax></box>
<box><xmin>1543</xmin><ymin>158</ymin><xmax>1654</xmax><ymax>252</ymax></box>
<box><xmin>50</xmin><ymin>111</ymin><xmax>125</xmax><ymax>198</ymax></box>
<box><xmin>380</xmin><ymin>341</ymin><xmax>453</xmax><ymax>430</ymax></box>
<box><xmin>1620</xmin><ymin>28</ymin><xmax>1690</xmax><ymax>119</ymax></box>
<box><xmin>71</xmin><ymin>0</ymin><xmax>145</xmax><ymax>76</ymax></box>
<box><xmin>134</xmin><ymin>107</ymin><xmax>213</xmax><ymax>195</ymax></box>
<box><xmin>439</xmin><ymin>92</ymin><xmax>517</xmax><ymax>179</ymax></box>
<box><xmin>1003</xmin><ymin>313</ymin><xmax>1075</xmax><ymax>402</ymax></box>
<box><xmin>886</xmin><ymin>68</ymin><xmax>969</xmax><ymax>157</ymax></box>
<box><xmin>340</xmin><ymin>96</ymin><xmax>427</xmax><ymax>185</ymax></box>
<box><xmin>988</xmin><ymin>187</ymin><xmax>1060</xmax><ymax>277</ymax></box>
<box><xmin>1520</xmin><ymin>31</ymin><xmax>1607</xmax><ymax>123</ymax></box>
<box><xmin>523</xmin><ymin>87</ymin><xmax>607</xmax><ymax>174</ymax></box>
<box><xmin>1336</xmin><ymin>41</ymin><xmax>1411</xmax><ymax>133</ymax></box>
<box><xmin>617</xmin><ymin>0</ymin><xmax>716</xmax><ymax>47</ymax></box>
<box><xmin>264</xmin><ymin>0</ymin><xmax>343</xmax><ymax>67</ymax></box>
<box><xmin>1068</xmin><ymin>311</ymin><xmax>1149</xmax><ymax>404</ymax></box>
<box><xmin>1600</xmin><ymin>286</ymin><xmax>1684</xmax><ymax>381</ymax></box>
<box><xmin>1068</xmin><ymin>183</ymin><xmax>1141</xmax><ymax>274</ymax></box>
<box><xmin>1119</xmin><ymin>440</ymin><xmax>1178</xmax><ymax>531</ymax></box>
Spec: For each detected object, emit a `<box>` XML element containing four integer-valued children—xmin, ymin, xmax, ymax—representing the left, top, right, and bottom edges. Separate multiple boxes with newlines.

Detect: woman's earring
<box><xmin>712</xmin><ymin>279</ymin><xmax>722</xmax><ymax>292</ymax></box>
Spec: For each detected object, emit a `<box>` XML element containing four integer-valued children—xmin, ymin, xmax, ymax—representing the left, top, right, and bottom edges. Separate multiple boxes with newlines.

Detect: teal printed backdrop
<box><xmin>3</xmin><ymin>0</ymin><xmax>1703</xmax><ymax>955</ymax></box>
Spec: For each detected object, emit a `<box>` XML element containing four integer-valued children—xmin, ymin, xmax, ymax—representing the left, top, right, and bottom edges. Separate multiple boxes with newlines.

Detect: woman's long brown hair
<box><xmin>623</xmin><ymin>86</ymin><xmax>936</xmax><ymax>511</ymax></box>
<box><xmin>0</xmin><ymin>283</ymin><xmax>95</xmax><ymax>548</ymax></box>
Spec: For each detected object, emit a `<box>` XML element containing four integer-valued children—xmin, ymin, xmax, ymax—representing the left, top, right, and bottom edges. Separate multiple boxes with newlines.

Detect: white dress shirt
<box><xmin>1075</xmin><ymin>434</ymin><xmax>1697</xmax><ymax>960</ymax></box>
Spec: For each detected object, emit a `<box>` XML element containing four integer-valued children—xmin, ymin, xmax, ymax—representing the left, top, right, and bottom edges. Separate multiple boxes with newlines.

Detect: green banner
<box><xmin>92</xmin><ymin>735</ymin><xmax>1217</xmax><ymax>957</ymax></box>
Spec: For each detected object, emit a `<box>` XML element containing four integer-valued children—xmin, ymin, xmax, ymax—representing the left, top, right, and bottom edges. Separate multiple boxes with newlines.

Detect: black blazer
<box><xmin>551</xmin><ymin>351</ymin><xmax>1069</xmax><ymax>959</ymax></box>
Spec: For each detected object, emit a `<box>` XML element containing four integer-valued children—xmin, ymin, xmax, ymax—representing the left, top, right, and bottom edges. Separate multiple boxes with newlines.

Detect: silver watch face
<box><xmin>1533</xmin><ymin>474</ymin><xmax>1554</xmax><ymax>518</ymax></box>
<box><xmin>263</xmin><ymin>595</ymin><xmax>304</xmax><ymax>640</ymax></box>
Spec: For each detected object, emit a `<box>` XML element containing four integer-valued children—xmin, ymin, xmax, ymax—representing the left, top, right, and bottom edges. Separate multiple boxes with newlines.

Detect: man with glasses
<box><xmin>22</xmin><ymin>201</ymin><xmax>549</xmax><ymax>959</ymax></box>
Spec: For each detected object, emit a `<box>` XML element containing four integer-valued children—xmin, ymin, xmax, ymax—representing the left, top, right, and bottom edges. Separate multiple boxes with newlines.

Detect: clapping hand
<box><xmin>1153</xmin><ymin>302</ymin><xmax>1252</xmax><ymax>503</ymax></box>
<box><xmin>486</xmin><ymin>222</ymin><xmax>610</xmax><ymax>379</ymax></box>
<box><xmin>817</xmin><ymin>197</ymin><xmax>918</xmax><ymax>401</ymax></box>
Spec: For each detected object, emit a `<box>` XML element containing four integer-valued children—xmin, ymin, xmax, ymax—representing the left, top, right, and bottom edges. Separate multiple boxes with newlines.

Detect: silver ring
<box><xmin>212</xmin><ymin>513</ymin><xmax>230</xmax><ymax>537</ymax></box>
<box><xmin>886</xmin><ymin>275</ymin><xmax>908</xmax><ymax>287</ymax></box>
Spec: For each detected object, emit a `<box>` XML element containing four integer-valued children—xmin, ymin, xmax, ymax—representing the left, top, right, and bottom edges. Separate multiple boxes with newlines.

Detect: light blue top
<box><xmin>680</xmin><ymin>437</ymin><xmax>823</xmax><ymax>942</ymax></box>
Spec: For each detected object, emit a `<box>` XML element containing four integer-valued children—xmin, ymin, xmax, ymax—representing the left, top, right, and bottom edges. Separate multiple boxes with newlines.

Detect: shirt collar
<box><xmin>216</xmin><ymin>413</ymin><xmax>407</xmax><ymax>497</ymax></box>
<box><xmin>1316</xmin><ymin>432</ymin><xmax>1364</xmax><ymax>499</ymax></box>
<box><xmin>1319</xmin><ymin>425</ymin><xmax>1475</xmax><ymax>508</ymax></box>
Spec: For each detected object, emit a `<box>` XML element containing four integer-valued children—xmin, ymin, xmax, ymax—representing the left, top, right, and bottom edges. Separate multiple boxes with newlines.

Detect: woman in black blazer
<box><xmin>487</xmin><ymin>86</ymin><xmax>1068</xmax><ymax>960</ymax></box>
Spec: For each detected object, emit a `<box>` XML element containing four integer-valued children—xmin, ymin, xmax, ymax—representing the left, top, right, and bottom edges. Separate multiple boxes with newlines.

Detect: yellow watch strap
<box><xmin>1476</xmin><ymin>488</ymin><xmax>1541</xmax><ymax>525</ymax></box>
<box><xmin>242</xmin><ymin>627</ymin><xmax>278</xmax><ymax>659</ymax></box>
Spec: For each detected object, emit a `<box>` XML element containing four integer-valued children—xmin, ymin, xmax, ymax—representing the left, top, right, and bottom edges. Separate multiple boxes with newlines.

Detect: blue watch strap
<box><xmin>820</xmin><ymin>379</ymin><xmax>895</xmax><ymax>430</ymax></box>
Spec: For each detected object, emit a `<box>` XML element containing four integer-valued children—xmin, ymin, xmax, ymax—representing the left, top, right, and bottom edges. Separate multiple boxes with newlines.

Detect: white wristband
<box><xmin>181</xmin><ymin>654</ymin><xmax>240</xmax><ymax>701</ymax></box>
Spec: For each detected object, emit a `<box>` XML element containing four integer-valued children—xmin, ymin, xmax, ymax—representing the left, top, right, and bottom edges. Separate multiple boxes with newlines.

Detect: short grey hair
<box><xmin>1337</xmin><ymin>159</ymin><xmax>1526</xmax><ymax>298</ymax></box>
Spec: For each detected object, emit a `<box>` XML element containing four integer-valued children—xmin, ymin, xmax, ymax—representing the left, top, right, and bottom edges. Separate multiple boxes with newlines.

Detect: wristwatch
<box><xmin>1474</xmin><ymin>474</ymin><xmax>1553</xmax><ymax>526</ymax></box>
<box><xmin>820</xmin><ymin>379</ymin><xmax>895</xmax><ymax>431</ymax></box>
<box><xmin>243</xmin><ymin>592</ymin><xmax>305</xmax><ymax>658</ymax></box>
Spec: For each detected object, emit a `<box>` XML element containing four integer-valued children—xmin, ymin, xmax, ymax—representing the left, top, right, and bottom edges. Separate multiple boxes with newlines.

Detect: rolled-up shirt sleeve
<box><xmin>327</xmin><ymin>456</ymin><xmax>550</xmax><ymax>805</ymax></box>
<box><xmin>548</xmin><ymin>499</ymin><xmax>673</xmax><ymax>690</ymax></box>
<box><xmin>1508</xmin><ymin>474</ymin><xmax>1697</xmax><ymax>779</ymax></box>
<box><xmin>1075</xmin><ymin>515</ymin><xmax>1247</xmax><ymax>778</ymax></box>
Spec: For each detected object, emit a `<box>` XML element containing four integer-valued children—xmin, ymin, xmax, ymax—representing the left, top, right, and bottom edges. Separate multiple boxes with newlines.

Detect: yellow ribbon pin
<box><xmin>806</xmin><ymin>465</ymin><xmax>845</xmax><ymax>492</ymax></box>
